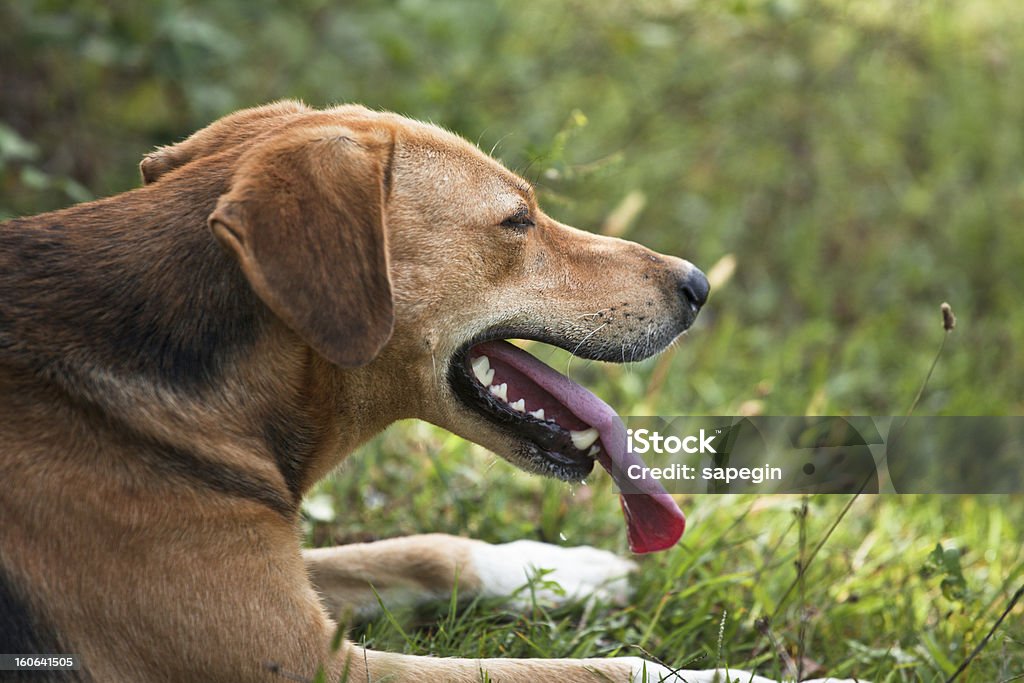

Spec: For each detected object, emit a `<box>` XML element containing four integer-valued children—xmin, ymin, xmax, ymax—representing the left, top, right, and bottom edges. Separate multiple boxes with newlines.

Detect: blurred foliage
<box><xmin>4</xmin><ymin>0</ymin><xmax>1024</xmax><ymax>417</ymax></box>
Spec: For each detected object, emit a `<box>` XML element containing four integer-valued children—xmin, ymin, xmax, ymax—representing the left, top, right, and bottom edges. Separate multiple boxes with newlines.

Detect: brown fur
<box><xmin>0</xmin><ymin>102</ymin><xmax>706</xmax><ymax>682</ymax></box>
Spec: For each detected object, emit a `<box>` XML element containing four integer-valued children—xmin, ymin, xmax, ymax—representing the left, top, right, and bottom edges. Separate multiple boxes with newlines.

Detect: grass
<box><xmin>303</xmin><ymin>419</ymin><xmax>1024</xmax><ymax>681</ymax></box>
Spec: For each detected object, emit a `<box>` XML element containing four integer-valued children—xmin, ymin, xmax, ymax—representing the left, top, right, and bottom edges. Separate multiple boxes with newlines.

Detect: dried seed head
<box><xmin>941</xmin><ymin>302</ymin><xmax>956</xmax><ymax>331</ymax></box>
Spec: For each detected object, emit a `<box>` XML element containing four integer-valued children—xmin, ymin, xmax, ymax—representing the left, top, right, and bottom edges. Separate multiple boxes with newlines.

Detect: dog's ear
<box><xmin>208</xmin><ymin>125</ymin><xmax>394</xmax><ymax>368</ymax></box>
<box><xmin>141</xmin><ymin>101</ymin><xmax>309</xmax><ymax>184</ymax></box>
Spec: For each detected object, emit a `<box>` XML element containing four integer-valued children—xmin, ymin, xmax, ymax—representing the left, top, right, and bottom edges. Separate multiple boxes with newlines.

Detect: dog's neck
<box><xmin>0</xmin><ymin>179</ymin><xmax>403</xmax><ymax>510</ymax></box>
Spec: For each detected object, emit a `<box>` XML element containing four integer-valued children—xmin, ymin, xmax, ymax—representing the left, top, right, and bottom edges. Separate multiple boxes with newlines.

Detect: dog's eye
<box><xmin>500</xmin><ymin>210</ymin><xmax>535</xmax><ymax>230</ymax></box>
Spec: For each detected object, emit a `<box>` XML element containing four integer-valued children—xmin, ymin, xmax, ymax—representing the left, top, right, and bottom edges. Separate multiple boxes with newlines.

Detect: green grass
<box><xmin>303</xmin><ymin>416</ymin><xmax>1024</xmax><ymax>682</ymax></box>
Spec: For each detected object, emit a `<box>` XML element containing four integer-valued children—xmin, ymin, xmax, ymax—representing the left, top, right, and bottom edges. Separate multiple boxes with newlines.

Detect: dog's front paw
<box><xmin>470</xmin><ymin>540</ymin><xmax>636</xmax><ymax>608</ymax></box>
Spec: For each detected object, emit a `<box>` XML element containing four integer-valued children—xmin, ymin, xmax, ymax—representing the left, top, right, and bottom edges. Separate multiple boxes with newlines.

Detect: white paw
<box><xmin>620</xmin><ymin>658</ymin><xmax>864</xmax><ymax>683</ymax></box>
<box><xmin>470</xmin><ymin>540</ymin><xmax>636</xmax><ymax>608</ymax></box>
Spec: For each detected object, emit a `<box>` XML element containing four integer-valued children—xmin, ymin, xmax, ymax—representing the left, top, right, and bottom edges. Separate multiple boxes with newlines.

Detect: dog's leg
<box><xmin>307</xmin><ymin>536</ymin><xmax>863</xmax><ymax>683</ymax></box>
<box><xmin>304</xmin><ymin>533</ymin><xmax>636</xmax><ymax>620</ymax></box>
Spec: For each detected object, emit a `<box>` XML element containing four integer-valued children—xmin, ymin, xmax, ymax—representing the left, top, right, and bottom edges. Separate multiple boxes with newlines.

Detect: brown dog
<box><xmin>1</xmin><ymin>103</ymin><xmax>856</xmax><ymax>683</ymax></box>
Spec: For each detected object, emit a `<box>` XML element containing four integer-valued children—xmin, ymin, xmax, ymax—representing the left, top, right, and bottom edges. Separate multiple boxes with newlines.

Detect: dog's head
<box><xmin>151</xmin><ymin>102</ymin><xmax>707</xmax><ymax>549</ymax></box>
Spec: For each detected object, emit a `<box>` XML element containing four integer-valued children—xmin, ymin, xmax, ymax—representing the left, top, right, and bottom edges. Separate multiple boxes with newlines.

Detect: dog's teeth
<box><xmin>509</xmin><ymin>398</ymin><xmax>525</xmax><ymax>412</ymax></box>
<box><xmin>528</xmin><ymin>408</ymin><xmax>545</xmax><ymax>420</ymax></box>
<box><xmin>471</xmin><ymin>356</ymin><xmax>492</xmax><ymax>385</ymax></box>
<box><xmin>489</xmin><ymin>383</ymin><xmax>508</xmax><ymax>402</ymax></box>
<box><xmin>570</xmin><ymin>428</ymin><xmax>599</xmax><ymax>451</ymax></box>
<box><xmin>588</xmin><ymin>444</ymin><xmax>601</xmax><ymax>457</ymax></box>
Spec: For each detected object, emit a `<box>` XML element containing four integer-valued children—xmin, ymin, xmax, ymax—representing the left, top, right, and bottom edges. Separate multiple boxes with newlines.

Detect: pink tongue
<box><xmin>474</xmin><ymin>341</ymin><xmax>685</xmax><ymax>553</ymax></box>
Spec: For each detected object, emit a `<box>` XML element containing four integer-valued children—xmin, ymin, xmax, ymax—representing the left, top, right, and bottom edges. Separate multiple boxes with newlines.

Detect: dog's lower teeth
<box><xmin>470</xmin><ymin>355</ymin><xmax>598</xmax><ymax>453</ymax></box>
<box><xmin>570</xmin><ymin>428</ymin><xmax>599</xmax><ymax>451</ymax></box>
<box><xmin>489</xmin><ymin>382</ymin><xmax>508</xmax><ymax>402</ymax></box>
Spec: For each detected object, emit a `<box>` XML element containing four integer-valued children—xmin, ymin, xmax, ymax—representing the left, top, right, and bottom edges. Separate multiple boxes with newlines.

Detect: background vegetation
<box><xmin>3</xmin><ymin>0</ymin><xmax>1022</xmax><ymax>680</ymax></box>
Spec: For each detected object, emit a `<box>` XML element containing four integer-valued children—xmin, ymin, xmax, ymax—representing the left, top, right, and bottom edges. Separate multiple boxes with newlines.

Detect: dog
<box><xmin>0</xmin><ymin>102</ymin><xmax>858</xmax><ymax>682</ymax></box>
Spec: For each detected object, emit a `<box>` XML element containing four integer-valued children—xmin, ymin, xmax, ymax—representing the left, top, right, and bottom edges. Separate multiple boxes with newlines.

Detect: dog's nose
<box><xmin>679</xmin><ymin>267</ymin><xmax>710</xmax><ymax>313</ymax></box>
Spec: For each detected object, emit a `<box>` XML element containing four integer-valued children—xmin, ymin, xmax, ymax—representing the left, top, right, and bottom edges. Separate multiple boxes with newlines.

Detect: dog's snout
<box><xmin>678</xmin><ymin>267</ymin><xmax>710</xmax><ymax>313</ymax></box>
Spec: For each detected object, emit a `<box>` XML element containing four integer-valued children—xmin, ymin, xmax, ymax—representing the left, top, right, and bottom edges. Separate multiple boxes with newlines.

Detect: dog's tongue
<box><xmin>475</xmin><ymin>341</ymin><xmax>685</xmax><ymax>553</ymax></box>
<box><xmin>598</xmin><ymin>416</ymin><xmax>687</xmax><ymax>554</ymax></box>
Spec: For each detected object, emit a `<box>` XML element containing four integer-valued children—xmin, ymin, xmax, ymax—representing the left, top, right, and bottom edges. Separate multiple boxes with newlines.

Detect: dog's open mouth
<box><xmin>449</xmin><ymin>337</ymin><xmax>685</xmax><ymax>554</ymax></box>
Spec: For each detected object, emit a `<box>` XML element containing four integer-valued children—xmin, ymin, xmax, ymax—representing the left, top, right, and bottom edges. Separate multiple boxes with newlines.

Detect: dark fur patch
<box><xmin>0</xmin><ymin>567</ymin><xmax>86</xmax><ymax>682</ymax></box>
<box><xmin>142</xmin><ymin>438</ymin><xmax>296</xmax><ymax>518</ymax></box>
<box><xmin>263</xmin><ymin>413</ymin><xmax>317</xmax><ymax>503</ymax></box>
<box><xmin>0</xmin><ymin>187</ymin><xmax>265</xmax><ymax>392</ymax></box>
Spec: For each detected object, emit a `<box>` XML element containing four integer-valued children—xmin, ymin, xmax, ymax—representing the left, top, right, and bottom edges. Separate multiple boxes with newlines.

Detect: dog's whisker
<box><xmin>575</xmin><ymin>308</ymin><xmax>610</xmax><ymax>321</ymax></box>
<box><xmin>487</xmin><ymin>131</ymin><xmax>514</xmax><ymax>158</ymax></box>
<box><xmin>565</xmin><ymin>322</ymin><xmax>608</xmax><ymax>378</ymax></box>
